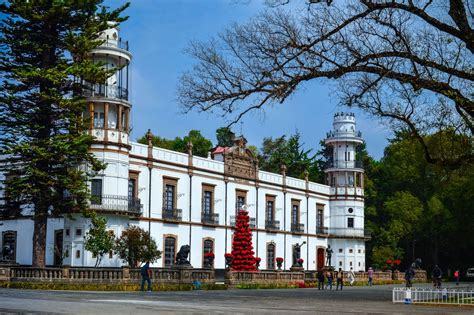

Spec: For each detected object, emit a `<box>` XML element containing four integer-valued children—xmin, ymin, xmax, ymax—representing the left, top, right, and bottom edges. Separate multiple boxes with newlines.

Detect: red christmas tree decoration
<box><xmin>231</xmin><ymin>209</ymin><xmax>256</xmax><ymax>271</ymax></box>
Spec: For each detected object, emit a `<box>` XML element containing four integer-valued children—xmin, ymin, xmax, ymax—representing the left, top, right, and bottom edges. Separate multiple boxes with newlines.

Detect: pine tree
<box><xmin>0</xmin><ymin>1</ymin><xmax>129</xmax><ymax>267</ymax></box>
<box><xmin>231</xmin><ymin>209</ymin><xmax>256</xmax><ymax>271</ymax></box>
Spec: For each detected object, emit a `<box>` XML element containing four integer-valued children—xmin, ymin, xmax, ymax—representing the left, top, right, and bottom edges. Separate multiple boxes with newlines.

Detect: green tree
<box><xmin>137</xmin><ymin>130</ymin><xmax>213</xmax><ymax>158</ymax></box>
<box><xmin>0</xmin><ymin>1</ymin><xmax>128</xmax><ymax>267</ymax></box>
<box><xmin>215</xmin><ymin>127</ymin><xmax>235</xmax><ymax>147</ymax></box>
<box><xmin>259</xmin><ymin>132</ymin><xmax>321</xmax><ymax>182</ymax></box>
<box><xmin>114</xmin><ymin>226</ymin><xmax>161</xmax><ymax>267</ymax></box>
<box><xmin>84</xmin><ymin>213</ymin><xmax>115</xmax><ymax>267</ymax></box>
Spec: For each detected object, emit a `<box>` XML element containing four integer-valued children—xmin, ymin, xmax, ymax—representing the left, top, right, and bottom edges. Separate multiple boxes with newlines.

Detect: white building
<box><xmin>0</xmin><ymin>25</ymin><xmax>368</xmax><ymax>271</ymax></box>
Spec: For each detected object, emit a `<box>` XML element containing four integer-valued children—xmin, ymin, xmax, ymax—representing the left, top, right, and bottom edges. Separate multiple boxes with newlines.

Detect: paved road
<box><xmin>0</xmin><ymin>283</ymin><xmax>472</xmax><ymax>314</ymax></box>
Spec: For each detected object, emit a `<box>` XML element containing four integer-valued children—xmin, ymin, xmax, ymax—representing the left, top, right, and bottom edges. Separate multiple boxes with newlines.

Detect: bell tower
<box><xmin>325</xmin><ymin>112</ymin><xmax>367</xmax><ymax>271</ymax></box>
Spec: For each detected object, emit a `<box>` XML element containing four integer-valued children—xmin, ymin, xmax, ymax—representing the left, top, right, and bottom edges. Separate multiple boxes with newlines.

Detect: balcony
<box><xmin>316</xmin><ymin>226</ymin><xmax>329</xmax><ymax>235</ymax></box>
<box><xmin>162</xmin><ymin>207</ymin><xmax>182</xmax><ymax>222</ymax></box>
<box><xmin>90</xmin><ymin>194</ymin><xmax>142</xmax><ymax>215</ymax></box>
<box><xmin>83</xmin><ymin>84</ymin><xmax>129</xmax><ymax>101</ymax></box>
<box><xmin>100</xmin><ymin>36</ymin><xmax>129</xmax><ymax>51</ymax></box>
<box><xmin>325</xmin><ymin>160</ymin><xmax>364</xmax><ymax>169</ymax></box>
<box><xmin>328</xmin><ymin>227</ymin><xmax>371</xmax><ymax>239</ymax></box>
<box><xmin>265</xmin><ymin>220</ymin><xmax>280</xmax><ymax>231</ymax></box>
<box><xmin>291</xmin><ymin>223</ymin><xmax>305</xmax><ymax>233</ymax></box>
<box><xmin>230</xmin><ymin>215</ymin><xmax>256</xmax><ymax>228</ymax></box>
<box><xmin>201</xmin><ymin>212</ymin><xmax>219</xmax><ymax>225</ymax></box>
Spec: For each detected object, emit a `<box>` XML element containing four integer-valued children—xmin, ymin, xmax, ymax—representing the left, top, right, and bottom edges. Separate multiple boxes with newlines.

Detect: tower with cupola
<box><xmin>325</xmin><ymin>113</ymin><xmax>367</xmax><ymax>271</ymax></box>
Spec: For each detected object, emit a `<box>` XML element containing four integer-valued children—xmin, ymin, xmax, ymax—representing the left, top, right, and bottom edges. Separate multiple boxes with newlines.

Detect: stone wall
<box><xmin>392</xmin><ymin>270</ymin><xmax>427</xmax><ymax>282</ymax></box>
<box><xmin>1</xmin><ymin>266</ymin><xmax>214</xmax><ymax>285</ymax></box>
<box><xmin>225</xmin><ymin>270</ymin><xmax>304</xmax><ymax>286</ymax></box>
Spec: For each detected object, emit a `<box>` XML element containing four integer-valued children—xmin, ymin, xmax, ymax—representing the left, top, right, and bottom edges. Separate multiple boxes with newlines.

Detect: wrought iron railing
<box><xmin>326</xmin><ymin>130</ymin><xmax>362</xmax><ymax>139</ymax></box>
<box><xmin>316</xmin><ymin>226</ymin><xmax>329</xmax><ymax>235</ymax></box>
<box><xmin>89</xmin><ymin>194</ymin><xmax>142</xmax><ymax>214</ymax></box>
<box><xmin>230</xmin><ymin>215</ymin><xmax>256</xmax><ymax>228</ymax></box>
<box><xmin>291</xmin><ymin>223</ymin><xmax>305</xmax><ymax>233</ymax></box>
<box><xmin>162</xmin><ymin>207</ymin><xmax>182</xmax><ymax>221</ymax></box>
<box><xmin>100</xmin><ymin>37</ymin><xmax>129</xmax><ymax>51</ymax></box>
<box><xmin>328</xmin><ymin>227</ymin><xmax>371</xmax><ymax>238</ymax></box>
<box><xmin>201</xmin><ymin>212</ymin><xmax>219</xmax><ymax>225</ymax></box>
<box><xmin>325</xmin><ymin>160</ymin><xmax>364</xmax><ymax>169</ymax></box>
<box><xmin>83</xmin><ymin>84</ymin><xmax>129</xmax><ymax>101</ymax></box>
<box><xmin>265</xmin><ymin>220</ymin><xmax>280</xmax><ymax>231</ymax></box>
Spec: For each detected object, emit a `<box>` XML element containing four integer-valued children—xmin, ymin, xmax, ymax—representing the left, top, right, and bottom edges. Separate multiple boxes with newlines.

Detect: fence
<box><xmin>393</xmin><ymin>287</ymin><xmax>474</xmax><ymax>306</ymax></box>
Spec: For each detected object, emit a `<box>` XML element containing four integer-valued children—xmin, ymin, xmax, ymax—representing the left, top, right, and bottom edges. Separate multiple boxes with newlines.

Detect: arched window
<box><xmin>2</xmin><ymin>231</ymin><xmax>17</xmax><ymax>262</ymax></box>
<box><xmin>267</xmin><ymin>243</ymin><xmax>276</xmax><ymax>270</ymax></box>
<box><xmin>202</xmin><ymin>238</ymin><xmax>214</xmax><ymax>268</ymax></box>
<box><xmin>164</xmin><ymin>236</ymin><xmax>176</xmax><ymax>267</ymax></box>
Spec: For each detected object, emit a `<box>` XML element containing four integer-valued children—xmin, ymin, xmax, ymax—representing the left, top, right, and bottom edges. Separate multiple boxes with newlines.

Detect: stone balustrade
<box><xmin>225</xmin><ymin>270</ymin><xmax>304</xmax><ymax>286</ymax></box>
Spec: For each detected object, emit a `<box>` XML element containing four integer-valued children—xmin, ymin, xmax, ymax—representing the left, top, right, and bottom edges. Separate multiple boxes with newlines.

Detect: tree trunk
<box><xmin>32</xmin><ymin>210</ymin><xmax>48</xmax><ymax>267</ymax></box>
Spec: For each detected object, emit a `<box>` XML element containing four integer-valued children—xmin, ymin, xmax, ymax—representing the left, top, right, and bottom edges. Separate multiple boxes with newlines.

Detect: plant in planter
<box><xmin>231</xmin><ymin>209</ymin><xmax>256</xmax><ymax>271</ymax></box>
<box><xmin>255</xmin><ymin>257</ymin><xmax>261</xmax><ymax>269</ymax></box>
<box><xmin>276</xmin><ymin>257</ymin><xmax>284</xmax><ymax>270</ymax></box>
<box><xmin>204</xmin><ymin>252</ymin><xmax>215</xmax><ymax>268</ymax></box>
<box><xmin>224</xmin><ymin>253</ymin><xmax>234</xmax><ymax>270</ymax></box>
<box><xmin>297</xmin><ymin>258</ymin><xmax>304</xmax><ymax>267</ymax></box>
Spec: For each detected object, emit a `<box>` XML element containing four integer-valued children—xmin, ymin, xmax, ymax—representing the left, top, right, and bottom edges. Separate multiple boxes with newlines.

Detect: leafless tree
<box><xmin>178</xmin><ymin>0</ymin><xmax>473</xmax><ymax>167</ymax></box>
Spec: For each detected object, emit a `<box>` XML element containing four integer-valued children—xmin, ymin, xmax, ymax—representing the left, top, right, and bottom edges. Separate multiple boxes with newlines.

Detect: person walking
<box><xmin>454</xmin><ymin>269</ymin><xmax>460</xmax><ymax>286</ymax></box>
<box><xmin>367</xmin><ymin>267</ymin><xmax>374</xmax><ymax>286</ymax></box>
<box><xmin>317</xmin><ymin>270</ymin><xmax>325</xmax><ymax>290</ymax></box>
<box><xmin>348</xmin><ymin>267</ymin><xmax>355</xmax><ymax>286</ymax></box>
<box><xmin>432</xmin><ymin>265</ymin><xmax>442</xmax><ymax>289</ymax></box>
<box><xmin>140</xmin><ymin>260</ymin><xmax>152</xmax><ymax>292</ymax></box>
<box><xmin>325</xmin><ymin>270</ymin><xmax>333</xmax><ymax>290</ymax></box>
<box><xmin>405</xmin><ymin>267</ymin><xmax>415</xmax><ymax>288</ymax></box>
<box><xmin>336</xmin><ymin>268</ymin><xmax>344</xmax><ymax>291</ymax></box>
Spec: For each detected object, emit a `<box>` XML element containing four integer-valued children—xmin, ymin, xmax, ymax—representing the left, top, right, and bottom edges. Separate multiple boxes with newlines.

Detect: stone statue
<box><xmin>325</xmin><ymin>245</ymin><xmax>333</xmax><ymax>266</ymax></box>
<box><xmin>292</xmin><ymin>241</ymin><xmax>306</xmax><ymax>266</ymax></box>
<box><xmin>2</xmin><ymin>244</ymin><xmax>13</xmax><ymax>261</ymax></box>
<box><xmin>411</xmin><ymin>258</ymin><xmax>422</xmax><ymax>270</ymax></box>
<box><xmin>175</xmin><ymin>245</ymin><xmax>191</xmax><ymax>265</ymax></box>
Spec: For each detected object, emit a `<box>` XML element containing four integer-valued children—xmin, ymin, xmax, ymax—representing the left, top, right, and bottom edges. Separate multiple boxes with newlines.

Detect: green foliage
<box><xmin>215</xmin><ymin>127</ymin><xmax>235</xmax><ymax>147</ymax></box>
<box><xmin>259</xmin><ymin>131</ymin><xmax>322</xmax><ymax>182</ymax></box>
<box><xmin>114</xmin><ymin>226</ymin><xmax>161</xmax><ymax>267</ymax></box>
<box><xmin>84</xmin><ymin>213</ymin><xmax>115</xmax><ymax>267</ymax></box>
<box><xmin>0</xmin><ymin>0</ymin><xmax>128</xmax><ymax>267</ymax></box>
<box><xmin>137</xmin><ymin>130</ymin><xmax>213</xmax><ymax>158</ymax></box>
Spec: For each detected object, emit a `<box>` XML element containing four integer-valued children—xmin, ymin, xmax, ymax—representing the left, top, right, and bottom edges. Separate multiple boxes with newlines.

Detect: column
<box><xmin>104</xmin><ymin>102</ymin><xmax>109</xmax><ymax>141</ymax></box>
<box><xmin>88</xmin><ymin>102</ymin><xmax>94</xmax><ymax>134</ymax></box>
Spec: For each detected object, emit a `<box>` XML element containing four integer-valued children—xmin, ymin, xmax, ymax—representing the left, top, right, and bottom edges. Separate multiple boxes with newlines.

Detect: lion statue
<box><xmin>175</xmin><ymin>245</ymin><xmax>191</xmax><ymax>265</ymax></box>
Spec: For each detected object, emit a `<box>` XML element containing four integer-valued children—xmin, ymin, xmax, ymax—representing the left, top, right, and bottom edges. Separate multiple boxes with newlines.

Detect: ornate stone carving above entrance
<box><xmin>223</xmin><ymin>136</ymin><xmax>257</xmax><ymax>180</ymax></box>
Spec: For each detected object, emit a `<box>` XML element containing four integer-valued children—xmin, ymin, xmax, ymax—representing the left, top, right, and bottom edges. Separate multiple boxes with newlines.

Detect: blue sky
<box><xmin>113</xmin><ymin>0</ymin><xmax>392</xmax><ymax>160</ymax></box>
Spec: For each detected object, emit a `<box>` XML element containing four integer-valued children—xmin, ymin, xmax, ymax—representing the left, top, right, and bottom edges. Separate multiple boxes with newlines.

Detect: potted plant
<box><xmin>276</xmin><ymin>257</ymin><xmax>284</xmax><ymax>270</ymax></box>
<box><xmin>204</xmin><ymin>252</ymin><xmax>215</xmax><ymax>268</ymax></box>
<box><xmin>255</xmin><ymin>257</ymin><xmax>261</xmax><ymax>269</ymax></box>
<box><xmin>297</xmin><ymin>258</ymin><xmax>304</xmax><ymax>267</ymax></box>
<box><xmin>224</xmin><ymin>253</ymin><xmax>234</xmax><ymax>270</ymax></box>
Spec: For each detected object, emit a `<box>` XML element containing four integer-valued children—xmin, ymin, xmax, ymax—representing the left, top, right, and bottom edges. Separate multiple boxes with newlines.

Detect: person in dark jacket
<box><xmin>405</xmin><ymin>267</ymin><xmax>415</xmax><ymax>288</ymax></box>
<box><xmin>140</xmin><ymin>260</ymin><xmax>152</xmax><ymax>292</ymax></box>
<box><xmin>432</xmin><ymin>265</ymin><xmax>442</xmax><ymax>289</ymax></box>
<box><xmin>317</xmin><ymin>270</ymin><xmax>325</xmax><ymax>290</ymax></box>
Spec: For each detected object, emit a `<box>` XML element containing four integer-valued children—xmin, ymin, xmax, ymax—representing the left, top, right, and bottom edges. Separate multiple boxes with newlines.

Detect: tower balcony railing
<box><xmin>89</xmin><ymin>194</ymin><xmax>142</xmax><ymax>215</ymax></box>
<box><xmin>316</xmin><ymin>226</ymin><xmax>329</xmax><ymax>235</ymax></box>
<box><xmin>201</xmin><ymin>212</ymin><xmax>219</xmax><ymax>225</ymax></box>
<box><xmin>99</xmin><ymin>36</ymin><xmax>129</xmax><ymax>51</ymax></box>
<box><xmin>291</xmin><ymin>223</ymin><xmax>305</xmax><ymax>233</ymax></box>
<box><xmin>265</xmin><ymin>220</ymin><xmax>280</xmax><ymax>231</ymax></box>
<box><xmin>325</xmin><ymin>160</ymin><xmax>364</xmax><ymax>169</ymax></box>
<box><xmin>162</xmin><ymin>207</ymin><xmax>182</xmax><ymax>222</ymax></box>
<box><xmin>326</xmin><ymin>130</ymin><xmax>362</xmax><ymax>139</ymax></box>
<box><xmin>328</xmin><ymin>227</ymin><xmax>371</xmax><ymax>239</ymax></box>
<box><xmin>230</xmin><ymin>215</ymin><xmax>256</xmax><ymax>228</ymax></box>
<box><xmin>83</xmin><ymin>84</ymin><xmax>129</xmax><ymax>101</ymax></box>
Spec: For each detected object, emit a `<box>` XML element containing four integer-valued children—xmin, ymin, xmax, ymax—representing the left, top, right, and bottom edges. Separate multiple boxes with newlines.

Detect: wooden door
<box><xmin>317</xmin><ymin>248</ymin><xmax>325</xmax><ymax>270</ymax></box>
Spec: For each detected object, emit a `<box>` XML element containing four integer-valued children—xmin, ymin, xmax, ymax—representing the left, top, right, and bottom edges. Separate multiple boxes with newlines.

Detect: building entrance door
<box><xmin>317</xmin><ymin>248</ymin><xmax>325</xmax><ymax>270</ymax></box>
<box><xmin>54</xmin><ymin>230</ymin><xmax>63</xmax><ymax>266</ymax></box>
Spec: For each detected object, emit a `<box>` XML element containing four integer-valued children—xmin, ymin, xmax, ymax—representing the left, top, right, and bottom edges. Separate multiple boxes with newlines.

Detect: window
<box><xmin>349</xmin><ymin>249</ymin><xmax>353</xmax><ymax>253</ymax></box>
<box><xmin>2</xmin><ymin>231</ymin><xmax>17</xmax><ymax>261</ymax></box>
<box><xmin>291</xmin><ymin>199</ymin><xmax>300</xmax><ymax>225</ymax></box>
<box><xmin>202</xmin><ymin>238</ymin><xmax>214</xmax><ymax>267</ymax></box>
<box><xmin>339</xmin><ymin>261</ymin><xmax>342</xmax><ymax>267</ymax></box>
<box><xmin>76</xmin><ymin>250</ymin><xmax>81</xmax><ymax>259</ymax></box>
<box><xmin>76</xmin><ymin>228</ymin><xmax>82</xmax><ymax>236</ymax></box>
<box><xmin>202</xmin><ymin>184</ymin><xmax>215</xmax><ymax>215</ymax></box>
<box><xmin>236</xmin><ymin>190</ymin><xmax>246</xmax><ymax>213</ymax></box>
<box><xmin>316</xmin><ymin>204</ymin><xmax>324</xmax><ymax>231</ymax></box>
<box><xmin>358</xmin><ymin>249</ymin><xmax>361</xmax><ymax>254</ymax></box>
<box><xmin>93</xmin><ymin>112</ymin><xmax>105</xmax><ymax>128</ymax></box>
<box><xmin>267</xmin><ymin>243</ymin><xmax>276</xmax><ymax>270</ymax></box>
<box><xmin>350</xmin><ymin>261</ymin><xmax>353</xmax><ymax>266</ymax></box>
<box><xmin>128</xmin><ymin>178</ymin><xmax>137</xmax><ymax>200</ymax></box>
<box><xmin>91</xmin><ymin>179</ymin><xmax>102</xmax><ymax>204</ymax></box>
<box><xmin>163</xmin><ymin>178</ymin><xmax>178</xmax><ymax>210</ymax></box>
<box><xmin>347</xmin><ymin>217</ymin><xmax>354</xmax><ymax>228</ymax></box>
<box><xmin>359</xmin><ymin>262</ymin><xmax>361</xmax><ymax>267</ymax></box>
<box><xmin>348</xmin><ymin>207</ymin><xmax>354</xmax><ymax>213</ymax></box>
<box><xmin>164</xmin><ymin>236</ymin><xmax>176</xmax><ymax>267</ymax></box>
<box><xmin>265</xmin><ymin>195</ymin><xmax>275</xmax><ymax>223</ymax></box>
<box><xmin>339</xmin><ymin>248</ymin><xmax>343</xmax><ymax>253</ymax></box>
<box><xmin>65</xmin><ymin>229</ymin><xmax>70</xmax><ymax>237</ymax></box>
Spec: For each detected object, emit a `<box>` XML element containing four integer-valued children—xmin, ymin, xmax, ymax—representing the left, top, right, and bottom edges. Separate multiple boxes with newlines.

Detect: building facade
<box><xmin>0</xmin><ymin>25</ymin><xmax>369</xmax><ymax>271</ymax></box>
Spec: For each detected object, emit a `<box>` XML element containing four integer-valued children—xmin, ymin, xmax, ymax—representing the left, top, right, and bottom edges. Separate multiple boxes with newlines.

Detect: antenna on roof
<box><xmin>240</xmin><ymin>121</ymin><xmax>244</xmax><ymax>136</ymax></box>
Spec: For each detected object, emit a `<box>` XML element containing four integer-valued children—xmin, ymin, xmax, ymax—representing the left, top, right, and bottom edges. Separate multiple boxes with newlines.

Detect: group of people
<box><xmin>316</xmin><ymin>267</ymin><xmax>356</xmax><ymax>290</ymax></box>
